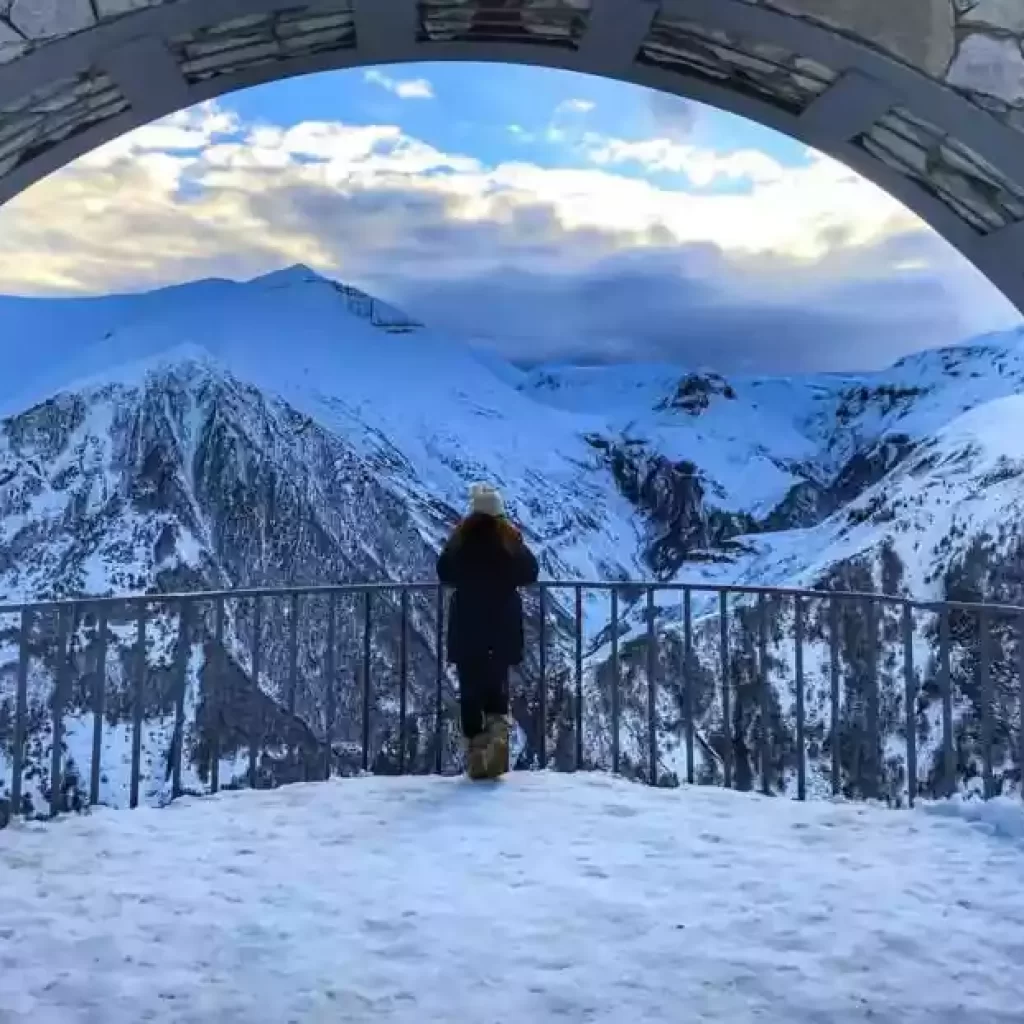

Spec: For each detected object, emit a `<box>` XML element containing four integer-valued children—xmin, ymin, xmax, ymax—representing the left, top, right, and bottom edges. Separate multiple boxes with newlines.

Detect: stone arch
<box><xmin>1</xmin><ymin>1</ymin><xmax>1023</xmax><ymax>310</ymax></box>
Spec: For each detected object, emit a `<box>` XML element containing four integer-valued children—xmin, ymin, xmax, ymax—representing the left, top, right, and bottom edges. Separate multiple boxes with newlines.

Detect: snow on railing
<box><xmin>1</xmin><ymin>580</ymin><xmax>1022</xmax><ymax>825</ymax></box>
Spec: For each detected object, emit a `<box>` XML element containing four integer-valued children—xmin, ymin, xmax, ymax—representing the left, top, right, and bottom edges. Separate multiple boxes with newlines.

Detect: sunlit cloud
<box><xmin>583</xmin><ymin>133</ymin><xmax>787</xmax><ymax>186</ymax></box>
<box><xmin>1</xmin><ymin>99</ymin><xmax>922</xmax><ymax>293</ymax></box>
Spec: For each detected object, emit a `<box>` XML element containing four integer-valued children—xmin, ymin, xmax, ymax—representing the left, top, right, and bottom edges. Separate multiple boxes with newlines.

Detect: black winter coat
<box><xmin>436</xmin><ymin>514</ymin><xmax>539</xmax><ymax>666</ymax></box>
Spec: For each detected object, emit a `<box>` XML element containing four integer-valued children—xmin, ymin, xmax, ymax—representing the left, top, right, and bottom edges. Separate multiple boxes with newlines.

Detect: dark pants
<box><xmin>456</xmin><ymin>655</ymin><xmax>509</xmax><ymax>738</ymax></box>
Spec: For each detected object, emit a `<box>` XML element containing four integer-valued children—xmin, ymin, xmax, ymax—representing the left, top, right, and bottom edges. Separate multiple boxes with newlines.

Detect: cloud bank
<box><xmin>0</xmin><ymin>99</ymin><xmax>1017</xmax><ymax>372</ymax></box>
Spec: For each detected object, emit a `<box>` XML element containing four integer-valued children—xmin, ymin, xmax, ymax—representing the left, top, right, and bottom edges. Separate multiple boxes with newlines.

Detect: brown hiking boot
<box><xmin>483</xmin><ymin>713</ymin><xmax>509</xmax><ymax>777</ymax></box>
<box><xmin>466</xmin><ymin>732</ymin><xmax>490</xmax><ymax>780</ymax></box>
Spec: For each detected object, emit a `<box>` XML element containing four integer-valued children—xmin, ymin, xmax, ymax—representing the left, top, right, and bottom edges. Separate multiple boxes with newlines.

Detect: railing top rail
<box><xmin>0</xmin><ymin>579</ymin><xmax>1021</xmax><ymax>617</ymax></box>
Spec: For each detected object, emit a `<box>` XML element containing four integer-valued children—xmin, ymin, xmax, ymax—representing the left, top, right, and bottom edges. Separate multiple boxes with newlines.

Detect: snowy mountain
<box><xmin>1</xmin><ymin>265</ymin><xmax>1023</xmax><ymax>818</ymax></box>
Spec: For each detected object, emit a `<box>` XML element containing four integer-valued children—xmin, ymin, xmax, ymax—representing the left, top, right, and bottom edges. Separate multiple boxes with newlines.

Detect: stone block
<box><xmin>764</xmin><ymin>0</ymin><xmax>955</xmax><ymax>78</ymax></box>
<box><xmin>9</xmin><ymin>0</ymin><xmax>95</xmax><ymax>40</ymax></box>
<box><xmin>948</xmin><ymin>31</ymin><xmax>1024</xmax><ymax>104</ymax></box>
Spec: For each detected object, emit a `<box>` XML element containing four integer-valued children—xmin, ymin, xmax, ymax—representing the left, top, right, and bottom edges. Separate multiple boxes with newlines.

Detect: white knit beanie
<box><xmin>468</xmin><ymin>482</ymin><xmax>505</xmax><ymax>518</ymax></box>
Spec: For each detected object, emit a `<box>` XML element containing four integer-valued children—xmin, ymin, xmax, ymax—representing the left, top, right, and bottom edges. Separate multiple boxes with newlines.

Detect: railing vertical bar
<box><xmin>940</xmin><ymin>605</ymin><xmax>954</xmax><ymax>798</ymax></box>
<box><xmin>646</xmin><ymin>587</ymin><xmax>658</xmax><ymax>787</ymax></box>
<box><xmin>211</xmin><ymin>597</ymin><xmax>224</xmax><ymax>795</ymax></box>
<box><xmin>325</xmin><ymin>592</ymin><xmax>336</xmax><ymax>782</ymax></box>
<box><xmin>130</xmin><ymin>602</ymin><xmax>145</xmax><ymax>810</ymax></box>
<box><xmin>1019</xmin><ymin>613</ymin><xmax>1024</xmax><ymax>802</ymax></box>
<box><xmin>399</xmin><ymin>589</ymin><xmax>408</xmax><ymax>775</ymax></box>
<box><xmin>538</xmin><ymin>586</ymin><xmax>547</xmax><ymax>771</ymax></box>
<box><xmin>22</xmin><ymin>580</ymin><xmax>1015</xmax><ymax>810</ymax></box>
<box><xmin>287</xmin><ymin>592</ymin><xmax>299</xmax><ymax>776</ymax></box>
<box><xmin>249</xmin><ymin>595</ymin><xmax>261</xmax><ymax>790</ymax></box>
<box><xmin>435</xmin><ymin>585</ymin><xmax>445</xmax><ymax>775</ymax></box>
<box><xmin>794</xmin><ymin>595</ymin><xmax>806</xmax><ymax>802</ymax></box>
<box><xmin>172</xmin><ymin>600</ymin><xmax>189</xmax><ymax>800</ymax></box>
<box><xmin>50</xmin><ymin>606</ymin><xmax>72</xmax><ymax>818</ymax></box>
<box><xmin>287</xmin><ymin>592</ymin><xmax>299</xmax><ymax>718</ymax></box>
<box><xmin>362</xmin><ymin>590</ymin><xmax>372</xmax><ymax>773</ymax></box>
<box><xmin>902</xmin><ymin>602</ymin><xmax>917</xmax><ymax>808</ymax></box>
<box><xmin>610</xmin><ymin>587</ymin><xmax>620</xmax><ymax>776</ymax></box>
<box><xmin>757</xmin><ymin>592</ymin><xmax>770</xmax><ymax>796</ymax></box>
<box><xmin>719</xmin><ymin>590</ymin><xmax>732</xmax><ymax>790</ymax></box>
<box><xmin>980</xmin><ymin>608</ymin><xmax>994</xmax><ymax>800</ymax></box>
<box><xmin>865</xmin><ymin>597</ymin><xmax>879</xmax><ymax>802</ymax></box>
<box><xmin>683</xmin><ymin>587</ymin><xmax>694</xmax><ymax>786</ymax></box>
<box><xmin>10</xmin><ymin>608</ymin><xmax>30</xmax><ymax>816</ymax></box>
<box><xmin>575</xmin><ymin>584</ymin><xmax>583</xmax><ymax>772</ymax></box>
<box><xmin>829</xmin><ymin>596</ymin><xmax>841</xmax><ymax>797</ymax></box>
<box><xmin>89</xmin><ymin>608</ymin><xmax>107</xmax><ymax>807</ymax></box>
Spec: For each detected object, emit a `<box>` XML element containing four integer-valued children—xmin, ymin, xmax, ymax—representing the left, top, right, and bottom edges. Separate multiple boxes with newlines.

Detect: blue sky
<box><xmin>227</xmin><ymin>61</ymin><xmax>811</xmax><ymax>190</ymax></box>
<box><xmin>0</xmin><ymin>61</ymin><xmax>1017</xmax><ymax>372</ymax></box>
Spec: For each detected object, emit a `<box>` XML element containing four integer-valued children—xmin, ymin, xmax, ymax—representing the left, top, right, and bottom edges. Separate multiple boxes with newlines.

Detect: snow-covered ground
<box><xmin>1</xmin><ymin>774</ymin><xmax>1022</xmax><ymax>1023</ymax></box>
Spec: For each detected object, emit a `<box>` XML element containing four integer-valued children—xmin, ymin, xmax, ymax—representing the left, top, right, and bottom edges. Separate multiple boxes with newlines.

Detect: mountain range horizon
<box><xmin>1</xmin><ymin>262</ymin><xmax>1023</xmax><ymax>810</ymax></box>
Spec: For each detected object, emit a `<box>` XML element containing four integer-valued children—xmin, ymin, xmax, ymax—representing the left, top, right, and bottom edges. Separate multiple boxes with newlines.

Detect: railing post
<box><xmin>575</xmin><ymin>584</ymin><xmax>583</xmax><ymax>772</ymax></box>
<box><xmin>399</xmin><ymin>588</ymin><xmax>408</xmax><ymax>775</ymax></box>
<box><xmin>435</xmin><ymin>585</ymin><xmax>444</xmax><ymax>775</ymax></box>
<box><xmin>211</xmin><ymin>597</ymin><xmax>224</xmax><ymax>795</ymax></box>
<box><xmin>172</xmin><ymin>601</ymin><xmax>189</xmax><ymax>800</ymax></box>
<box><xmin>130</xmin><ymin>602</ymin><xmax>145</xmax><ymax>810</ymax></box>
<box><xmin>1019</xmin><ymin>613</ymin><xmax>1024</xmax><ymax>802</ymax></box>
<box><xmin>249</xmin><ymin>595</ymin><xmax>262</xmax><ymax>789</ymax></box>
<box><xmin>287</xmin><ymin>592</ymin><xmax>299</xmax><ymax>775</ymax></box>
<box><xmin>50</xmin><ymin>606</ymin><xmax>72</xmax><ymax>818</ymax></box>
<box><xmin>646</xmin><ymin>587</ymin><xmax>658</xmax><ymax>787</ymax></box>
<box><xmin>719</xmin><ymin>590</ymin><xmax>731</xmax><ymax>790</ymax></box>
<box><xmin>325</xmin><ymin>592</ymin><xmax>336</xmax><ymax>781</ymax></box>
<box><xmin>757</xmin><ymin>592</ymin><xmax>770</xmax><ymax>796</ymax></box>
<box><xmin>683</xmin><ymin>587</ymin><xmax>694</xmax><ymax>786</ymax></box>
<box><xmin>794</xmin><ymin>595</ymin><xmax>806</xmax><ymax>801</ymax></box>
<box><xmin>362</xmin><ymin>589</ymin><xmax>372</xmax><ymax>773</ymax></box>
<box><xmin>10</xmin><ymin>607</ymin><xmax>30</xmax><ymax>817</ymax></box>
<box><xmin>980</xmin><ymin>609</ymin><xmax>993</xmax><ymax>800</ymax></box>
<box><xmin>610</xmin><ymin>587</ymin><xmax>620</xmax><ymax>776</ymax></box>
<box><xmin>829</xmin><ymin>596</ymin><xmax>841</xmax><ymax>797</ymax></box>
<box><xmin>90</xmin><ymin>608</ymin><xmax>107</xmax><ymax>807</ymax></box>
<box><xmin>538</xmin><ymin>585</ymin><xmax>547</xmax><ymax>770</ymax></box>
<box><xmin>940</xmin><ymin>606</ymin><xmax>955</xmax><ymax>798</ymax></box>
<box><xmin>288</xmin><ymin>592</ymin><xmax>299</xmax><ymax>718</ymax></box>
<box><xmin>865</xmin><ymin>597</ymin><xmax>879</xmax><ymax>801</ymax></box>
<box><xmin>902</xmin><ymin>602</ymin><xmax>917</xmax><ymax>808</ymax></box>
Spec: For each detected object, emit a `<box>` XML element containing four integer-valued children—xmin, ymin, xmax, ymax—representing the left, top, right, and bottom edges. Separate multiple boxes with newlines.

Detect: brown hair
<box><xmin>449</xmin><ymin>512</ymin><xmax>522</xmax><ymax>551</ymax></box>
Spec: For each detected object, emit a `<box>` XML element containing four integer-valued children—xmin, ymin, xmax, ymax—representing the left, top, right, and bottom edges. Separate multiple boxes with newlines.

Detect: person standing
<box><xmin>437</xmin><ymin>483</ymin><xmax>539</xmax><ymax>779</ymax></box>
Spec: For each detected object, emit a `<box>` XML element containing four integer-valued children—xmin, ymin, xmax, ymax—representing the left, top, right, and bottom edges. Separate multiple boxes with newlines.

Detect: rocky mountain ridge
<box><xmin>1</xmin><ymin>267</ymin><xmax>1024</xmax><ymax>818</ymax></box>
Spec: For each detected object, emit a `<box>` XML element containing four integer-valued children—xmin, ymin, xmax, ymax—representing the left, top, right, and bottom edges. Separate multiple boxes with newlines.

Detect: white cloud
<box><xmin>584</xmin><ymin>133</ymin><xmax>786</xmax><ymax>186</ymax></box>
<box><xmin>546</xmin><ymin>97</ymin><xmax>597</xmax><ymax>143</ymax></box>
<box><xmin>558</xmin><ymin>98</ymin><xmax>595</xmax><ymax>114</ymax></box>
<box><xmin>0</xmin><ymin>97</ymin><xmax>1015</xmax><ymax>368</ymax></box>
<box><xmin>364</xmin><ymin>68</ymin><xmax>435</xmax><ymax>99</ymax></box>
<box><xmin>0</xmin><ymin>100</ymin><xmax>952</xmax><ymax>297</ymax></box>
<box><xmin>83</xmin><ymin>101</ymin><xmax>242</xmax><ymax>165</ymax></box>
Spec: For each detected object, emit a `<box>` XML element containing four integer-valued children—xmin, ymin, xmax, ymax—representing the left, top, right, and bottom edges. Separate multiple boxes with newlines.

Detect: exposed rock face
<box><xmin>655</xmin><ymin>373</ymin><xmax>737</xmax><ymax>416</ymax></box>
<box><xmin>0</xmin><ymin>356</ymin><xmax>460</xmax><ymax>814</ymax></box>
<box><xmin>765</xmin><ymin>435</ymin><xmax>915</xmax><ymax>531</ymax></box>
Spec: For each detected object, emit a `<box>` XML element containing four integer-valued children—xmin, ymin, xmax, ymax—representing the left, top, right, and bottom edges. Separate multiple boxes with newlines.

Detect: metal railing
<box><xmin>1</xmin><ymin>579</ymin><xmax>1022</xmax><ymax>824</ymax></box>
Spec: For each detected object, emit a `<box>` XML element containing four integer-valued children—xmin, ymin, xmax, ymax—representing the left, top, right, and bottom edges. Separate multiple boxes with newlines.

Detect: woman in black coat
<box><xmin>437</xmin><ymin>484</ymin><xmax>539</xmax><ymax>775</ymax></box>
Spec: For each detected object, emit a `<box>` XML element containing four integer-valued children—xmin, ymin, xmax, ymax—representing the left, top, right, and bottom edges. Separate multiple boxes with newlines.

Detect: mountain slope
<box><xmin>2</xmin><ymin>266</ymin><xmax>1024</xmax><ymax>814</ymax></box>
